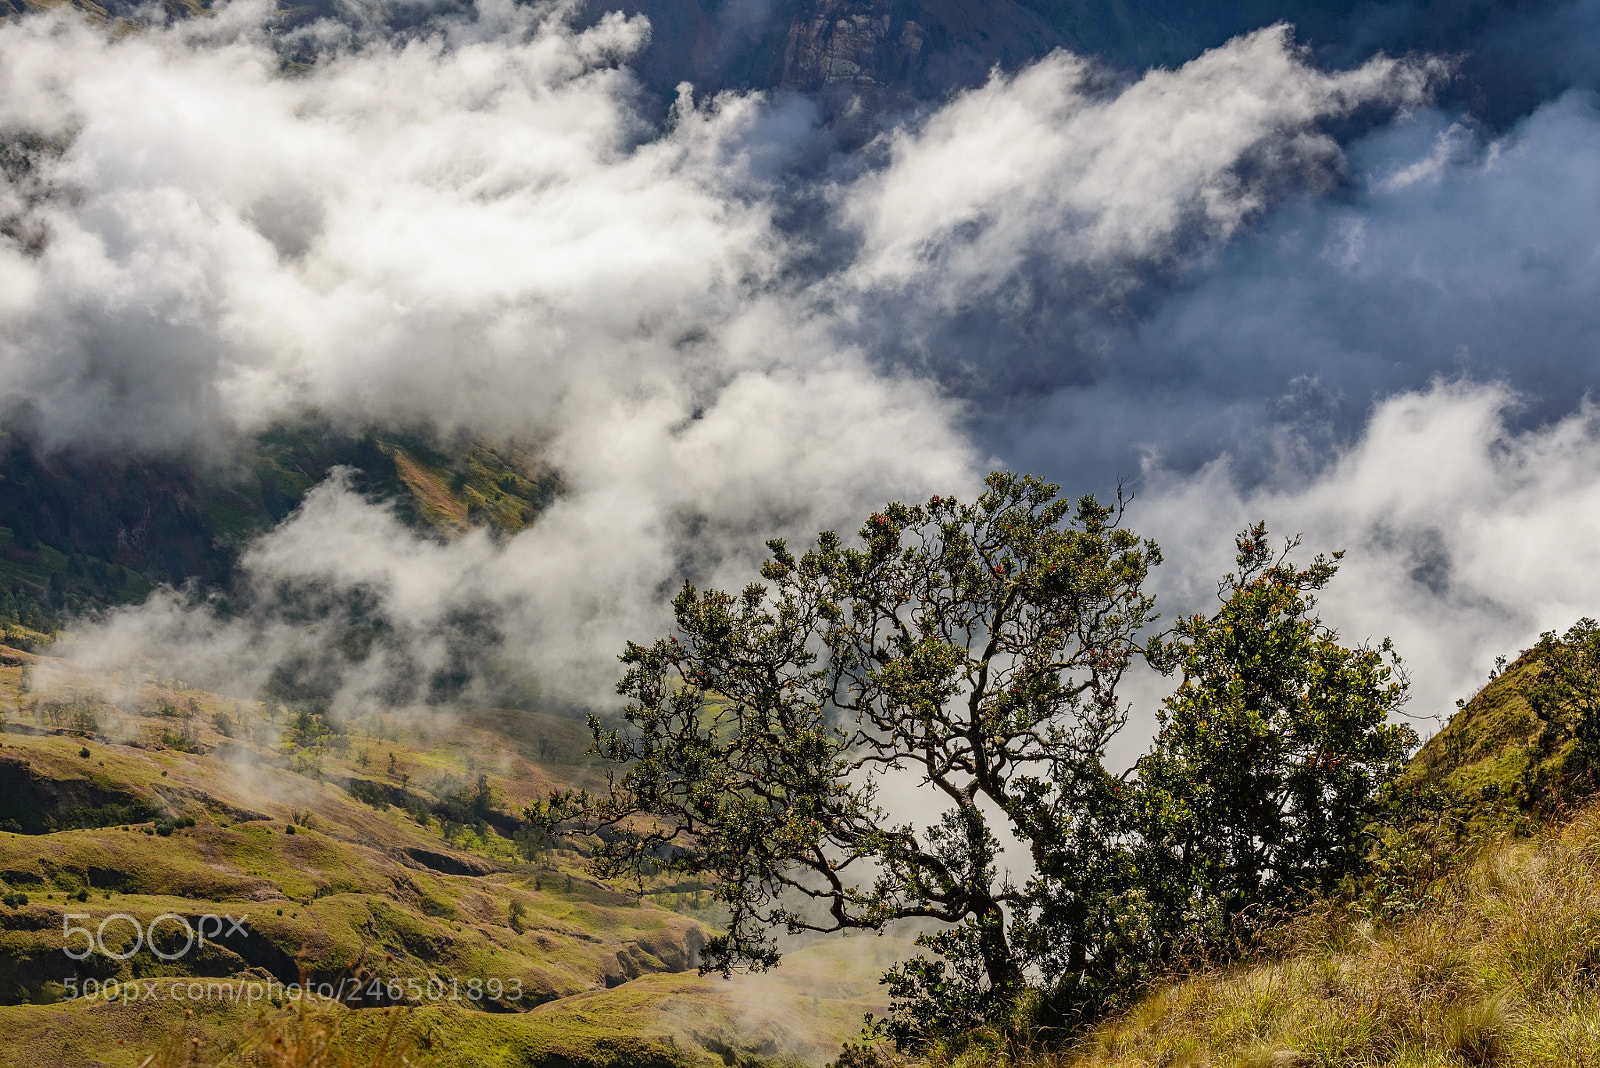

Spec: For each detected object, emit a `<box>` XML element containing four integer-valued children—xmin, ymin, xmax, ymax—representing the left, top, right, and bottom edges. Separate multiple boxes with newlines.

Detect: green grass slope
<box><xmin>0</xmin><ymin>645</ymin><xmax>893</xmax><ymax>1067</ymax></box>
<box><xmin>0</xmin><ymin>652</ymin><xmax>726</xmax><ymax>1061</ymax></box>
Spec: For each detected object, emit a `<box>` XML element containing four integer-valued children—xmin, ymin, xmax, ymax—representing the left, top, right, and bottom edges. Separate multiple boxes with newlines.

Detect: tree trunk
<box><xmin>975</xmin><ymin>900</ymin><xmax>1023</xmax><ymax>996</ymax></box>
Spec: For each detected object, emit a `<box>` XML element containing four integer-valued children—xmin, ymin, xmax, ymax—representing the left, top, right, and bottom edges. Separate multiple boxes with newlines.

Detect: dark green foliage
<box><xmin>1130</xmin><ymin>526</ymin><xmax>1413</xmax><ymax>951</ymax></box>
<box><xmin>536</xmin><ymin>473</ymin><xmax>1160</xmax><ymax>1028</ymax></box>
<box><xmin>153</xmin><ymin>815</ymin><xmax>195</xmax><ymax>837</ymax></box>
<box><xmin>284</xmin><ymin>705</ymin><xmax>339</xmax><ymax>748</ymax></box>
<box><xmin>344</xmin><ymin>777</ymin><xmax>392</xmax><ymax>811</ymax></box>
<box><xmin>1</xmin><ymin>892</ymin><xmax>27</xmax><ymax>907</ymax></box>
<box><xmin>540</xmin><ymin>478</ymin><xmax>1413</xmax><ymax>1047</ymax></box>
<box><xmin>402</xmin><ymin>790</ymin><xmax>431</xmax><ymax>826</ymax></box>
<box><xmin>440</xmin><ymin>773</ymin><xmax>495</xmax><ymax>825</ymax></box>
<box><xmin>1523</xmin><ymin>618</ymin><xmax>1600</xmax><ymax>809</ymax></box>
<box><xmin>58</xmin><ymin>802</ymin><xmax>159</xmax><ymax>831</ymax></box>
<box><xmin>1000</xmin><ymin>530</ymin><xmax>1412</xmax><ymax>1027</ymax></box>
<box><xmin>882</xmin><ymin>911</ymin><xmax>1012</xmax><ymax>1045</ymax></box>
<box><xmin>827</xmin><ymin>1041</ymin><xmax>895</xmax><ymax>1068</ymax></box>
<box><xmin>514</xmin><ymin>822</ymin><xmax>553</xmax><ymax>862</ymax></box>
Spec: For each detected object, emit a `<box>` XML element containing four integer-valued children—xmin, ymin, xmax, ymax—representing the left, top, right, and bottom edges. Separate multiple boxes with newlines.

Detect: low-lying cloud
<box><xmin>842</xmin><ymin>26</ymin><xmax>1440</xmax><ymax>300</ymax></box>
<box><xmin>3</xmin><ymin>0</ymin><xmax>1598</xmax><ymax>736</ymax></box>
<box><xmin>1132</xmin><ymin>381</ymin><xmax>1600</xmax><ymax>742</ymax></box>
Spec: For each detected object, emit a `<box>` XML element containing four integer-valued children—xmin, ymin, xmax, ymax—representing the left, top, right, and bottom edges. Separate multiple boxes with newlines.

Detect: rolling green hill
<box><xmin>0</xmin><ymin>643</ymin><xmax>895</xmax><ymax>1067</ymax></box>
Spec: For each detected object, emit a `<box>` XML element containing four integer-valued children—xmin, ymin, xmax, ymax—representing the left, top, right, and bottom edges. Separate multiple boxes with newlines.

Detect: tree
<box><xmin>535</xmin><ymin>474</ymin><xmax>1159</xmax><ymax>1014</ymax></box>
<box><xmin>1127</xmin><ymin>526</ymin><xmax>1413</xmax><ymax>960</ymax></box>
<box><xmin>532</xmin><ymin>476</ymin><xmax>1411</xmax><ymax>1044</ymax></box>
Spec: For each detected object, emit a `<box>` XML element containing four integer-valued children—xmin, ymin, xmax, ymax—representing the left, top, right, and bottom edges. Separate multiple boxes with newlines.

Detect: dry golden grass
<box><xmin>132</xmin><ymin>1002</ymin><xmax>422</xmax><ymax>1068</ymax></box>
<box><xmin>927</xmin><ymin>805</ymin><xmax>1600</xmax><ymax>1068</ymax></box>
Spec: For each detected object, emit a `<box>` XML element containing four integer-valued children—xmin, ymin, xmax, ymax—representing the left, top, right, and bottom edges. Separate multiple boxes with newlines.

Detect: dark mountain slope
<box><xmin>0</xmin><ymin>427</ymin><xmax>561</xmax><ymax>640</ymax></box>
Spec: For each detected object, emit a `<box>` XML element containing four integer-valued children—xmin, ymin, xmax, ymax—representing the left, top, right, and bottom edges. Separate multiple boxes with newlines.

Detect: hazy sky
<box><xmin>3</xmin><ymin>0</ymin><xmax>1599</xmax><ymax>736</ymax></box>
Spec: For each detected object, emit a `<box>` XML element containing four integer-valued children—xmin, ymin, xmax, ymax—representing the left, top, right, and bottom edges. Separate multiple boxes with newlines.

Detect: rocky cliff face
<box><xmin>5</xmin><ymin>0</ymin><xmax>1513</xmax><ymax>129</ymax></box>
<box><xmin>598</xmin><ymin>0</ymin><xmax>1374</xmax><ymax>130</ymax></box>
<box><xmin>773</xmin><ymin>0</ymin><xmax>1069</xmax><ymax>119</ymax></box>
<box><xmin>775</xmin><ymin>0</ymin><xmax>920</xmax><ymax>122</ymax></box>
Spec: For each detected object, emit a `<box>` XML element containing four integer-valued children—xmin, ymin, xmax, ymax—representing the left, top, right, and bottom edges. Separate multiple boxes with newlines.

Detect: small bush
<box><xmin>1445</xmin><ymin>989</ymin><xmax>1519</xmax><ymax>1067</ymax></box>
<box><xmin>78</xmin><ymin>746</ymin><xmax>90</xmax><ymax>758</ymax></box>
<box><xmin>419</xmin><ymin>896</ymin><xmax>455</xmax><ymax>920</ymax></box>
<box><xmin>2</xmin><ymin>891</ymin><xmax>28</xmax><ymax>907</ymax></box>
<box><xmin>828</xmin><ymin>1041</ymin><xmax>898</xmax><ymax>1068</ymax></box>
<box><xmin>153</xmin><ymin>815</ymin><xmax>196</xmax><ymax>837</ymax></box>
<box><xmin>345</xmin><ymin>778</ymin><xmax>391</xmax><ymax>811</ymax></box>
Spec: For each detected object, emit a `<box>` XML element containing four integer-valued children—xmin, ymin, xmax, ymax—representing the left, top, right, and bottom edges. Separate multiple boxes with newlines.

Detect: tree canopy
<box><xmin>531</xmin><ymin>473</ymin><xmax>1413</xmax><ymax>1043</ymax></box>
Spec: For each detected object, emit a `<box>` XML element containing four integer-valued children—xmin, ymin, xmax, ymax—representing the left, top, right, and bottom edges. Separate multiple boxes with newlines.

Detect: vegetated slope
<box><xmin>1396</xmin><ymin>647</ymin><xmax>1596</xmax><ymax>838</ymax></box>
<box><xmin>0</xmin><ymin>645</ymin><xmax>891</xmax><ymax>1068</ymax></box>
<box><xmin>982</xmin><ymin>648</ymin><xmax>1600</xmax><ymax>1068</ymax></box>
<box><xmin>1051</xmin><ymin>800</ymin><xmax>1600</xmax><ymax>1068</ymax></box>
<box><xmin>0</xmin><ymin>642</ymin><xmax>698</xmax><ymax>1007</ymax></box>
<box><xmin>0</xmin><ymin>425</ymin><xmax>561</xmax><ymax>643</ymax></box>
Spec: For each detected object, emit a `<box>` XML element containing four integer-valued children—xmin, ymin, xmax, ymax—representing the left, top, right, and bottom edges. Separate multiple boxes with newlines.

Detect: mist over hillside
<box><xmin>0</xmin><ymin>0</ymin><xmax>1597</xmax><ymax>733</ymax></box>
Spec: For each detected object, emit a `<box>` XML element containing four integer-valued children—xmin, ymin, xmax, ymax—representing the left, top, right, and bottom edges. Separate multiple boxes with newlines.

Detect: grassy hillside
<box><xmin>0</xmin><ymin>644</ymin><xmax>894</xmax><ymax>1067</ymax></box>
<box><xmin>890</xmin><ymin>644</ymin><xmax>1600</xmax><ymax>1068</ymax></box>
<box><xmin>1023</xmin><ymin>801</ymin><xmax>1600</xmax><ymax>1068</ymax></box>
<box><xmin>7</xmin><ymin>595</ymin><xmax>1594</xmax><ymax>1068</ymax></box>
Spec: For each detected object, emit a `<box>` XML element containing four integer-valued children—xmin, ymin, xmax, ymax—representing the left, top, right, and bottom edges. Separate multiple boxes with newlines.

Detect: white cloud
<box><xmin>839</xmin><ymin>25</ymin><xmax>1441</xmax><ymax>304</ymax></box>
<box><xmin>7</xmin><ymin>3</ymin><xmax>1591</xmax><ymax>735</ymax></box>
<box><xmin>2</xmin><ymin>0</ymin><xmax>976</xmax><ymax>705</ymax></box>
<box><xmin>1133</xmin><ymin>380</ymin><xmax>1600</xmax><ymax>733</ymax></box>
<box><xmin>0</xmin><ymin>0</ymin><xmax>784</xmax><ymax>451</ymax></box>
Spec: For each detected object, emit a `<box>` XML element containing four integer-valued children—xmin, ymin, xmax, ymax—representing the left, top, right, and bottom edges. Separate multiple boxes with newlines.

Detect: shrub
<box><xmin>1445</xmin><ymin>989</ymin><xmax>1518</xmax><ymax>1067</ymax></box>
